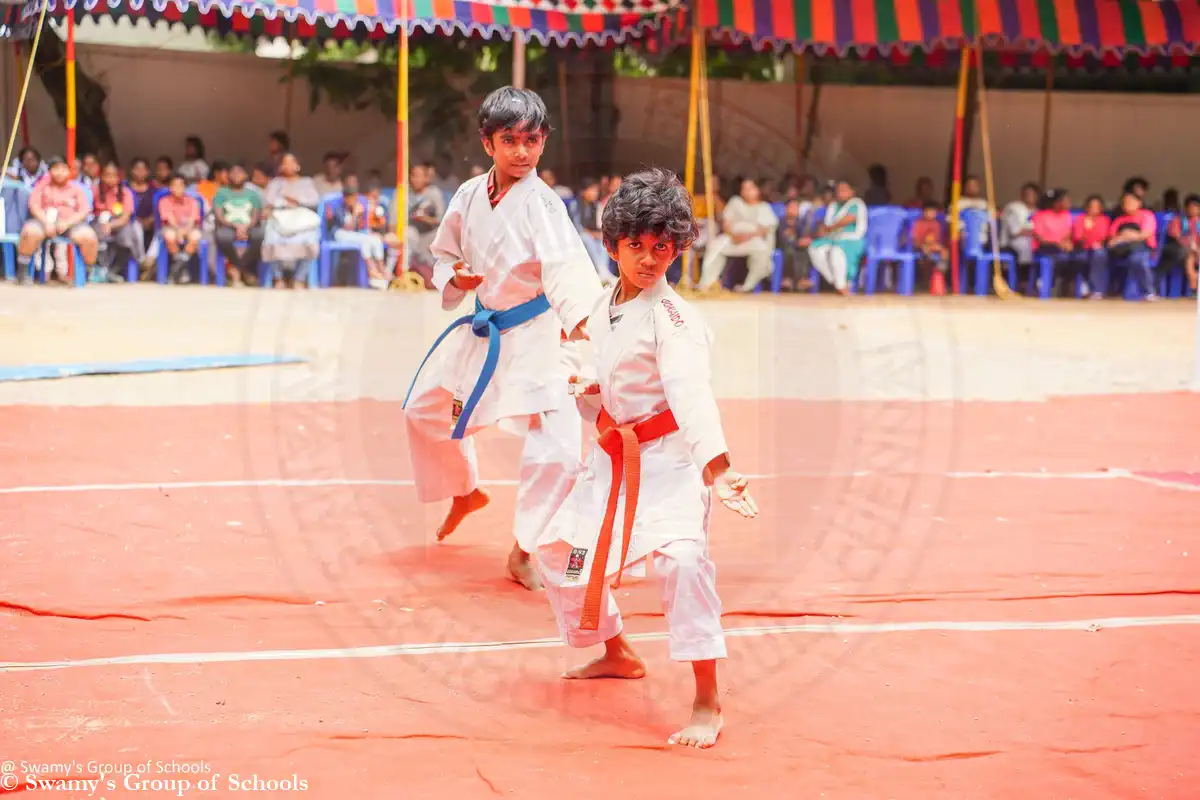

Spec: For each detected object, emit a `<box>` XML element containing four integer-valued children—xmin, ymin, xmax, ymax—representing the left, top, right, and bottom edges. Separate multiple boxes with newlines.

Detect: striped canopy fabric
<box><xmin>694</xmin><ymin>0</ymin><xmax>1200</xmax><ymax>55</ymax></box>
<box><xmin>18</xmin><ymin>0</ymin><xmax>682</xmax><ymax>45</ymax></box>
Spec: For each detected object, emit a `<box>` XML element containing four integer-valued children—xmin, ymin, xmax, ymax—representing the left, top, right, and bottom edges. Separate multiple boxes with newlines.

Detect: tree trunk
<box><xmin>28</xmin><ymin>21</ymin><xmax>118</xmax><ymax>163</ymax></box>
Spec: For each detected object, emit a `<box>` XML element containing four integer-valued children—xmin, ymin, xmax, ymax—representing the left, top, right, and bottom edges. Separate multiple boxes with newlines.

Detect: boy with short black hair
<box><xmin>402</xmin><ymin>86</ymin><xmax>604</xmax><ymax>589</ymax></box>
<box><xmin>536</xmin><ymin>168</ymin><xmax>758</xmax><ymax>750</ymax></box>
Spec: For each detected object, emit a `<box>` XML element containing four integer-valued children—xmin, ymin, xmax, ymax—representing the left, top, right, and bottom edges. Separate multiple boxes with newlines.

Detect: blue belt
<box><xmin>402</xmin><ymin>293</ymin><xmax>552</xmax><ymax>440</ymax></box>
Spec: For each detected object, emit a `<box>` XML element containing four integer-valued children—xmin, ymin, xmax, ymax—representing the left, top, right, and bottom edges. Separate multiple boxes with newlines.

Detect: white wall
<box><xmin>3</xmin><ymin>42</ymin><xmax>1198</xmax><ymax>204</ymax></box>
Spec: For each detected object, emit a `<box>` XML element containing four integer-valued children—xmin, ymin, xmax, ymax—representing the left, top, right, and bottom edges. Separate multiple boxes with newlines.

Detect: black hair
<box><xmin>1123</xmin><ymin>176</ymin><xmax>1148</xmax><ymax>194</ymax></box>
<box><xmin>18</xmin><ymin>146</ymin><xmax>40</xmax><ymax>162</ymax></box>
<box><xmin>600</xmin><ymin>168</ymin><xmax>698</xmax><ymax>253</ymax></box>
<box><xmin>1021</xmin><ymin>182</ymin><xmax>1040</xmax><ymax>196</ymax></box>
<box><xmin>252</xmin><ymin>161</ymin><xmax>272</xmax><ymax>175</ymax></box>
<box><xmin>478</xmin><ymin>86</ymin><xmax>552</xmax><ymax>139</ymax></box>
<box><xmin>210</xmin><ymin>160</ymin><xmax>230</xmax><ymax>174</ymax></box>
<box><xmin>1083</xmin><ymin>194</ymin><xmax>1104</xmax><ymax>208</ymax></box>
<box><xmin>1185</xmin><ymin>194</ymin><xmax>1200</xmax><ymax>207</ymax></box>
<box><xmin>155</xmin><ymin>155</ymin><xmax>174</xmax><ymax>169</ymax></box>
<box><xmin>270</xmin><ymin>130</ymin><xmax>290</xmax><ymax>149</ymax></box>
<box><xmin>167</xmin><ymin>172</ymin><xmax>186</xmax><ymax>185</ymax></box>
<box><xmin>922</xmin><ymin>199</ymin><xmax>940</xmax><ymax>211</ymax></box>
<box><xmin>129</xmin><ymin>156</ymin><xmax>149</xmax><ymax>169</ymax></box>
<box><xmin>185</xmin><ymin>136</ymin><xmax>205</xmax><ymax>160</ymax></box>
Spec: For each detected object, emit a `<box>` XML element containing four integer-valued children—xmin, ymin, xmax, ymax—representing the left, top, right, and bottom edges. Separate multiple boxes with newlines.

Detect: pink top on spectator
<box><xmin>1110</xmin><ymin>209</ymin><xmax>1157</xmax><ymax>248</ymax></box>
<box><xmin>1032</xmin><ymin>209</ymin><xmax>1072</xmax><ymax>246</ymax></box>
<box><xmin>159</xmin><ymin>194</ymin><xmax>201</xmax><ymax>228</ymax></box>
<box><xmin>1072</xmin><ymin>214</ymin><xmax>1110</xmax><ymax>249</ymax></box>
<box><xmin>29</xmin><ymin>179</ymin><xmax>89</xmax><ymax>219</ymax></box>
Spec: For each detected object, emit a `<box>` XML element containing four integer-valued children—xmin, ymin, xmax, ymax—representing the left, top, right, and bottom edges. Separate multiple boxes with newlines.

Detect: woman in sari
<box><xmin>262</xmin><ymin>152</ymin><xmax>321</xmax><ymax>288</ymax></box>
<box><xmin>808</xmin><ymin>179</ymin><xmax>867</xmax><ymax>295</ymax></box>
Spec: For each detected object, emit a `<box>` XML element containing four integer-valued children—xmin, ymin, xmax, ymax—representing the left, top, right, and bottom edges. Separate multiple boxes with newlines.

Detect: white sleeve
<box><xmin>429</xmin><ymin>186</ymin><xmax>470</xmax><ymax>311</ymax></box>
<box><xmin>654</xmin><ymin>300</ymin><xmax>728</xmax><ymax>473</ymax></box>
<box><xmin>528</xmin><ymin>192</ymin><xmax>604</xmax><ymax>335</ymax></box>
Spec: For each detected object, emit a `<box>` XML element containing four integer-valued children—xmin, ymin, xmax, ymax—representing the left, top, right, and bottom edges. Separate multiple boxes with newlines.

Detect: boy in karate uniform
<box><xmin>403</xmin><ymin>87</ymin><xmax>604</xmax><ymax>590</ymax></box>
<box><xmin>536</xmin><ymin>168</ymin><xmax>759</xmax><ymax>749</ymax></box>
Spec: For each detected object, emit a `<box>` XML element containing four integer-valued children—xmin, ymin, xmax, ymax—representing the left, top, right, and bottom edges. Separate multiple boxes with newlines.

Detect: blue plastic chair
<box><xmin>317</xmin><ymin>192</ymin><xmax>366</xmax><ymax>288</ymax></box>
<box><xmin>863</xmin><ymin>206</ymin><xmax>916</xmax><ymax>295</ymax></box>
<box><xmin>151</xmin><ymin>187</ymin><xmax>212</xmax><ymax>284</ymax></box>
<box><xmin>959</xmin><ymin>209</ymin><xmax>1016</xmax><ymax>296</ymax></box>
<box><xmin>0</xmin><ymin>180</ymin><xmax>26</xmax><ymax>280</ymax></box>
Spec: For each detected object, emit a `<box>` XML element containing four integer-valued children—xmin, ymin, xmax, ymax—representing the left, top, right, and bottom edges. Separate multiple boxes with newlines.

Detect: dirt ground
<box><xmin>0</xmin><ymin>284</ymin><xmax>1196</xmax><ymax>405</ymax></box>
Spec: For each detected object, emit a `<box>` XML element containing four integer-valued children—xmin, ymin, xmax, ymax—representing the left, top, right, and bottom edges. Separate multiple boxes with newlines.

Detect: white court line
<box><xmin>0</xmin><ymin>469</ymin><xmax>1154</xmax><ymax>496</ymax></box>
<box><xmin>1</xmin><ymin>614</ymin><xmax>1198</xmax><ymax>674</ymax></box>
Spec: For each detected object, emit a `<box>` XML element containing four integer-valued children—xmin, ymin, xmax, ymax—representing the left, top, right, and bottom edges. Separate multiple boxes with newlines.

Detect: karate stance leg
<box><xmin>509</xmin><ymin>392</ymin><xmax>584</xmax><ymax>589</ymax></box>
<box><xmin>653</xmin><ymin>538</ymin><xmax>726</xmax><ymax>749</ymax></box>
<box><xmin>403</xmin><ymin>367</ymin><xmax>489</xmax><ymax>539</ymax></box>
<box><xmin>538</xmin><ymin>541</ymin><xmax>646</xmax><ymax>679</ymax></box>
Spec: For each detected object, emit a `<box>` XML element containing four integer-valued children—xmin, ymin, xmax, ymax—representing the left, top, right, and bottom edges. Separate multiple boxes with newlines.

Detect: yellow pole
<box><xmin>2</xmin><ymin>0</ymin><xmax>49</xmax><ymax>178</ymax></box>
<box><xmin>975</xmin><ymin>46</ymin><xmax>1015</xmax><ymax>300</ymax></box>
<box><xmin>396</xmin><ymin>2</ymin><xmax>410</xmax><ymax>279</ymax></box>
<box><xmin>680</xmin><ymin>22</ymin><xmax>701</xmax><ymax>289</ymax></box>
<box><xmin>697</xmin><ymin>33</ymin><xmax>715</xmax><ymax>289</ymax></box>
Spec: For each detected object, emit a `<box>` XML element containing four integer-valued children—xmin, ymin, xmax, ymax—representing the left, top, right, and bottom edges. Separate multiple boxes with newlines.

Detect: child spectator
<box><xmin>327</xmin><ymin>175</ymin><xmax>388</xmax><ymax>288</ymax></box>
<box><xmin>1072</xmin><ymin>195</ymin><xmax>1111</xmax><ymax>299</ymax></box>
<box><xmin>17</xmin><ymin>156</ymin><xmax>97</xmax><ymax>283</ymax></box>
<box><xmin>91</xmin><ymin>160</ymin><xmax>139</xmax><ymax>283</ymax></box>
<box><xmin>909</xmin><ymin>200</ymin><xmax>948</xmax><ymax>293</ymax></box>
<box><xmin>212</xmin><ymin>163</ymin><xmax>265</xmax><ymax>287</ymax></box>
<box><xmin>178</xmin><ymin>136</ymin><xmax>209</xmax><ymax>182</ymax></box>
<box><xmin>157</xmin><ymin>173</ymin><xmax>203</xmax><ymax>283</ymax></box>
<box><xmin>1175</xmin><ymin>194</ymin><xmax>1200</xmax><ymax>293</ymax></box>
<box><xmin>1107</xmin><ymin>192</ymin><xmax>1158</xmax><ymax>301</ymax></box>
<box><xmin>153</xmin><ymin>156</ymin><xmax>173</xmax><ymax>188</ymax></box>
<box><xmin>126</xmin><ymin>157</ymin><xmax>158</xmax><ymax>279</ymax></box>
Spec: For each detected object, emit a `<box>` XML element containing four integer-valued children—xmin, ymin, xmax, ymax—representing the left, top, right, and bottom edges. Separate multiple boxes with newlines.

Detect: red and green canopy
<box><xmin>17</xmin><ymin>0</ymin><xmax>682</xmax><ymax>45</ymax></box>
<box><xmin>694</xmin><ymin>0</ymin><xmax>1200</xmax><ymax>55</ymax></box>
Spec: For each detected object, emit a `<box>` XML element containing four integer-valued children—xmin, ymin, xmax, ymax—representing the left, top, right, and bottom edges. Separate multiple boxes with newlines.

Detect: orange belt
<box><xmin>578</xmin><ymin>406</ymin><xmax>679</xmax><ymax>631</ymax></box>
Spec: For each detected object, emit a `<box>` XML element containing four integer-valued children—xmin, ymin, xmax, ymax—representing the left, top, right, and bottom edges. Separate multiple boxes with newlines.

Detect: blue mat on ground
<box><xmin>0</xmin><ymin>354</ymin><xmax>306</xmax><ymax>383</ymax></box>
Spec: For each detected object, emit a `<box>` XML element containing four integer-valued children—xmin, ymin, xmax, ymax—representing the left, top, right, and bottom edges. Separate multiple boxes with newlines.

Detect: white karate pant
<box><xmin>403</xmin><ymin>365</ymin><xmax>582</xmax><ymax>554</ymax></box>
<box><xmin>699</xmin><ymin>234</ymin><xmax>773</xmax><ymax>291</ymax></box>
<box><xmin>538</xmin><ymin>538</ymin><xmax>727</xmax><ymax>662</ymax></box>
<box><xmin>809</xmin><ymin>243</ymin><xmax>849</xmax><ymax>291</ymax></box>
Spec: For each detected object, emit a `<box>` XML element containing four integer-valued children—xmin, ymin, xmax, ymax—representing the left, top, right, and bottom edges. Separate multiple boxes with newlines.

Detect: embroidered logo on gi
<box><xmin>565</xmin><ymin>547</ymin><xmax>588</xmax><ymax>581</ymax></box>
<box><xmin>660</xmin><ymin>298</ymin><xmax>685</xmax><ymax>327</ymax></box>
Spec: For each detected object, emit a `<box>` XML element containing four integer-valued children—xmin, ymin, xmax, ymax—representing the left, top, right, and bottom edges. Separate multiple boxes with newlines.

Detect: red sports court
<box><xmin>1</xmin><ymin>289</ymin><xmax>1198</xmax><ymax>798</ymax></box>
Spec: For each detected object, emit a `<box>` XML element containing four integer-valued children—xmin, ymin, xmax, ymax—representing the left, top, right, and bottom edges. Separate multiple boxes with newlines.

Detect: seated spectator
<box><xmin>312</xmin><ymin>152</ymin><xmax>344</xmax><ymax>197</ymax></box>
<box><xmin>808</xmin><ymin>179</ymin><xmax>868</xmax><ymax>296</ymax></box>
<box><xmin>698</xmin><ymin>177</ymin><xmax>777</xmax><ymax>292</ymax></box>
<box><xmin>904</xmin><ymin>177</ymin><xmax>937</xmax><ymax>209</ymax></box>
<box><xmin>18</xmin><ymin>156</ymin><xmax>97</xmax><ymax>283</ymax></box>
<box><xmin>79</xmin><ymin>153</ymin><xmax>101</xmax><ymax>194</ymax></box>
<box><xmin>267</xmin><ymin>131</ymin><xmax>289</xmax><ymax>176</ymax></box>
<box><xmin>194</xmin><ymin>161</ymin><xmax>227</xmax><ymax>206</ymax></box>
<box><xmin>158</xmin><ymin>173</ymin><xmax>203</xmax><ymax>284</ymax></box>
<box><xmin>248</xmin><ymin>162</ymin><xmax>272</xmax><ymax>199</ymax></box>
<box><xmin>153</xmin><ymin>156</ymin><xmax>173</xmax><ymax>188</ymax></box>
<box><xmin>1107</xmin><ymin>191</ymin><xmax>1158</xmax><ymax>301</ymax></box>
<box><xmin>261</xmin><ymin>152</ymin><xmax>321</xmax><ymax>288</ymax></box>
<box><xmin>775</xmin><ymin>199</ymin><xmax>813</xmax><ymax>292</ymax></box>
<box><xmin>1173</xmin><ymin>194</ymin><xmax>1200</xmax><ymax>293</ymax></box>
<box><xmin>862</xmin><ymin>164</ymin><xmax>891</xmax><ymax>206</ymax></box>
<box><xmin>1000</xmin><ymin>182</ymin><xmax>1039</xmax><ymax>286</ymax></box>
<box><xmin>328</xmin><ymin>175</ymin><xmax>388</xmax><ymax>288</ymax></box>
<box><xmin>8</xmin><ymin>146</ymin><xmax>46</xmax><ymax>187</ymax></box>
<box><xmin>405</xmin><ymin>162</ymin><xmax>446</xmax><ymax>268</ymax></box>
<box><xmin>126</xmin><ymin>157</ymin><xmax>159</xmax><ymax>279</ymax></box>
<box><xmin>1031</xmin><ymin>189</ymin><xmax>1076</xmax><ymax>296</ymax></box>
<box><xmin>1072</xmin><ymin>195</ymin><xmax>1111</xmax><ymax>299</ymax></box>
<box><xmin>910</xmin><ymin>200</ymin><xmax>948</xmax><ymax>293</ymax></box>
<box><xmin>957</xmin><ymin>175</ymin><xmax>988</xmax><ymax>212</ymax></box>
<box><xmin>212</xmin><ymin>163</ymin><xmax>265</xmax><ymax>287</ymax></box>
<box><xmin>91</xmin><ymin>160</ymin><xmax>140</xmax><ymax>283</ymax></box>
<box><xmin>179</xmin><ymin>136</ymin><xmax>209</xmax><ymax>182</ymax></box>
<box><xmin>1156</xmin><ymin>192</ymin><xmax>1188</xmax><ymax>284</ymax></box>
<box><xmin>572</xmin><ymin>177</ymin><xmax>615</xmax><ymax>284</ymax></box>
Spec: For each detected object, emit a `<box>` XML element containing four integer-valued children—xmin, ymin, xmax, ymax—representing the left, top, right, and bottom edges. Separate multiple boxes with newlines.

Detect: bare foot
<box><xmin>436</xmin><ymin>488</ymin><xmax>490</xmax><ymax>541</ymax></box>
<box><xmin>506</xmin><ymin>545</ymin><xmax>543</xmax><ymax>591</ymax></box>
<box><xmin>668</xmin><ymin>707</ymin><xmax>723</xmax><ymax>749</ymax></box>
<box><xmin>563</xmin><ymin>636</ymin><xmax>646</xmax><ymax>680</ymax></box>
